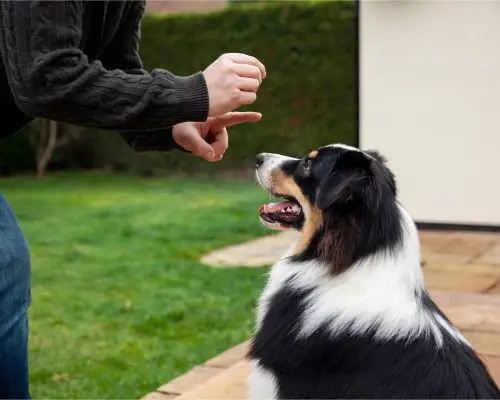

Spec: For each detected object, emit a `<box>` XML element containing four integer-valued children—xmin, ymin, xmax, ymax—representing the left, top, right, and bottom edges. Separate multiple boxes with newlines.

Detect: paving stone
<box><xmin>424</xmin><ymin>269</ymin><xmax>498</xmax><ymax>293</ymax></box>
<box><xmin>201</xmin><ymin>231</ymin><xmax>298</xmax><ymax>267</ymax></box>
<box><xmin>475</xmin><ymin>242</ymin><xmax>500</xmax><ymax>265</ymax></box>
<box><xmin>177</xmin><ymin>360</ymin><xmax>249</xmax><ymax>400</ymax></box>
<box><xmin>451</xmin><ymin>232</ymin><xmax>500</xmax><ymax>242</ymax></box>
<box><xmin>142</xmin><ymin>391</ymin><xmax>178</xmax><ymax>400</ymax></box>
<box><xmin>462</xmin><ymin>331</ymin><xmax>500</xmax><ymax>357</ymax></box>
<box><xmin>423</xmin><ymin>260</ymin><xmax>500</xmax><ymax>276</ymax></box>
<box><xmin>419</xmin><ymin>231</ymin><xmax>456</xmax><ymax>253</ymax></box>
<box><xmin>481</xmin><ymin>355</ymin><xmax>500</xmax><ymax>385</ymax></box>
<box><xmin>489</xmin><ymin>282</ymin><xmax>500</xmax><ymax>294</ymax></box>
<box><xmin>432</xmin><ymin>291</ymin><xmax>500</xmax><ymax>333</ymax></box>
<box><xmin>421</xmin><ymin>252</ymin><xmax>473</xmax><ymax>265</ymax></box>
<box><xmin>157</xmin><ymin>365</ymin><xmax>223</xmax><ymax>396</ymax></box>
<box><xmin>438</xmin><ymin>235</ymin><xmax>497</xmax><ymax>262</ymax></box>
<box><xmin>205</xmin><ymin>341</ymin><xmax>249</xmax><ymax>368</ymax></box>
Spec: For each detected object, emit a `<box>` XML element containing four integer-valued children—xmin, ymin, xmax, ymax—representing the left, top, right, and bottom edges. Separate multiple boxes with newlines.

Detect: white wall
<box><xmin>360</xmin><ymin>0</ymin><xmax>500</xmax><ymax>226</ymax></box>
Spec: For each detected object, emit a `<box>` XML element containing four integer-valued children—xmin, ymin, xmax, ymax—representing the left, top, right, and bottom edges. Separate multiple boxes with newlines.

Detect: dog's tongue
<box><xmin>259</xmin><ymin>201</ymin><xmax>301</xmax><ymax>215</ymax></box>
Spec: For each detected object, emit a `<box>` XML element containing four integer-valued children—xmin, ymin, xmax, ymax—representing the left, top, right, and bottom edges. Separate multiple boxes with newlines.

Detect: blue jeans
<box><xmin>0</xmin><ymin>194</ymin><xmax>31</xmax><ymax>399</ymax></box>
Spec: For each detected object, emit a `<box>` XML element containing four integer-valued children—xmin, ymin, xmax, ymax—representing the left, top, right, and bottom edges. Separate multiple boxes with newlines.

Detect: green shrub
<box><xmin>0</xmin><ymin>126</ymin><xmax>35</xmax><ymax>175</ymax></box>
<box><xmin>2</xmin><ymin>1</ymin><xmax>356</xmax><ymax>175</ymax></box>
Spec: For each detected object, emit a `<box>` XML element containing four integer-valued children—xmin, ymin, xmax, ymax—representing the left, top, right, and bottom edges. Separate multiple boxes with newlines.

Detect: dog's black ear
<box><xmin>315</xmin><ymin>151</ymin><xmax>371</xmax><ymax>210</ymax></box>
<box><xmin>365</xmin><ymin>150</ymin><xmax>387</xmax><ymax>165</ymax></box>
<box><xmin>365</xmin><ymin>149</ymin><xmax>397</xmax><ymax>195</ymax></box>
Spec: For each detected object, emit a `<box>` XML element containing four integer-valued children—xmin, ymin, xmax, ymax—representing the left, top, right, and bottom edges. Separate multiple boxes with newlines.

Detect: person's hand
<box><xmin>203</xmin><ymin>53</ymin><xmax>266</xmax><ymax>117</ymax></box>
<box><xmin>172</xmin><ymin>112</ymin><xmax>262</xmax><ymax>162</ymax></box>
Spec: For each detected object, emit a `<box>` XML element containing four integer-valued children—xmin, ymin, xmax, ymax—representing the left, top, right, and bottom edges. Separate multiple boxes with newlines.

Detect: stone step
<box><xmin>200</xmin><ymin>231</ymin><xmax>298</xmax><ymax>267</ymax></box>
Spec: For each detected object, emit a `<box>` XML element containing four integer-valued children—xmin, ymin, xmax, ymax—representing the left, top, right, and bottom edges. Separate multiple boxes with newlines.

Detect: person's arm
<box><xmin>0</xmin><ymin>0</ymin><xmax>209</xmax><ymax>134</ymax></box>
<box><xmin>98</xmin><ymin>1</ymin><xmax>185</xmax><ymax>153</ymax></box>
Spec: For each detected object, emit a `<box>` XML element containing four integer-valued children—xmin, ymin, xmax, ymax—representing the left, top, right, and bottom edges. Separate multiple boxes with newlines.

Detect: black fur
<box><xmin>249</xmin><ymin>284</ymin><xmax>500</xmax><ymax>399</ymax></box>
<box><xmin>285</xmin><ymin>146</ymin><xmax>402</xmax><ymax>273</ymax></box>
<box><xmin>250</xmin><ymin>146</ymin><xmax>500</xmax><ymax>399</ymax></box>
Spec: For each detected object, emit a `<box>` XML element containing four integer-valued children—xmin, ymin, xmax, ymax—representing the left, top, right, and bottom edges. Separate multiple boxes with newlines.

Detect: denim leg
<box><xmin>0</xmin><ymin>194</ymin><xmax>31</xmax><ymax>399</ymax></box>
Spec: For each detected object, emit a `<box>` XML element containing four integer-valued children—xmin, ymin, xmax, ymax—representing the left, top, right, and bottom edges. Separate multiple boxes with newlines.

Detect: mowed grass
<box><xmin>1</xmin><ymin>173</ymin><xmax>273</xmax><ymax>399</ymax></box>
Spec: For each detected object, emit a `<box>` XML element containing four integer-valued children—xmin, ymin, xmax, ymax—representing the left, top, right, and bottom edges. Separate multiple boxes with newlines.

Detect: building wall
<box><xmin>146</xmin><ymin>0</ymin><xmax>228</xmax><ymax>14</ymax></box>
<box><xmin>360</xmin><ymin>1</ymin><xmax>500</xmax><ymax>227</ymax></box>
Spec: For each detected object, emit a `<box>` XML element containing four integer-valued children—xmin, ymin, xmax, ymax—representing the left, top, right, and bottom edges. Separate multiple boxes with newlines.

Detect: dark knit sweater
<box><xmin>0</xmin><ymin>0</ymin><xmax>209</xmax><ymax>152</ymax></box>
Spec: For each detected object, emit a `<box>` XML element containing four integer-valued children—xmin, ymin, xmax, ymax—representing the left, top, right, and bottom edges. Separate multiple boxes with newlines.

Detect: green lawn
<box><xmin>1</xmin><ymin>173</ymin><xmax>272</xmax><ymax>399</ymax></box>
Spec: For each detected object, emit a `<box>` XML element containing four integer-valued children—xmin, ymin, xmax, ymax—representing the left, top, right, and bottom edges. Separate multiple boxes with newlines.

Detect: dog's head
<box><xmin>255</xmin><ymin>144</ymin><xmax>401</xmax><ymax>272</ymax></box>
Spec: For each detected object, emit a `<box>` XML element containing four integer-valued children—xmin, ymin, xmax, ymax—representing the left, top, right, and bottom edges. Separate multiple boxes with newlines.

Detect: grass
<box><xmin>1</xmin><ymin>173</ymin><xmax>273</xmax><ymax>398</ymax></box>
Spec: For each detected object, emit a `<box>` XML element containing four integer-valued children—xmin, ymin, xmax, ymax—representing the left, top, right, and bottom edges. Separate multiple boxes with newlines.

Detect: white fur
<box><xmin>247</xmin><ymin>360</ymin><xmax>279</xmax><ymax>400</ymax></box>
<box><xmin>255</xmin><ymin>206</ymin><xmax>468</xmax><ymax>345</ymax></box>
<box><xmin>255</xmin><ymin>153</ymin><xmax>297</xmax><ymax>190</ymax></box>
<box><xmin>249</xmin><ymin>148</ymin><xmax>470</xmax><ymax>399</ymax></box>
<box><xmin>254</xmin><ymin>149</ymin><xmax>467</xmax><ymax>345</ymax></box>
<box><xmin>434</xmin><ymin>312</ymin><xmax>470</xmax><ymax>345</ymax></box>
<box><xmin>325</xmin><ymin>143</ymin><xmax>361</xmax><ymax>152</ymax></box>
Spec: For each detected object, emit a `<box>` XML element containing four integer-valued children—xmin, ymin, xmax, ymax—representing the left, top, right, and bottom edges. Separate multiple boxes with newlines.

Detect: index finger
<box><xmin>212</xmin><ymin>112</ymin><xmax>262</xmax><ymax>130</ymax></box>
<box><xmin>229</xmin><ymin>53</ymin><xmax>266</xmax><ymax>79</ymax></box>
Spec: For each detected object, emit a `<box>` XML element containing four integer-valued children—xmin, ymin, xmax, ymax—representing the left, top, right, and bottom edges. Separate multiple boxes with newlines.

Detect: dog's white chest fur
<box><xmin>247</xmin><ymin>247</ymin><xmax>294</xmax><ymax>400</ymax></box>
<box><xmin>247</xmin><ymin>209</ymin><xmax>469</xmax><ymax>399</ymax></box>
<box><xmin>248</xmin><ymin>360</ymin><xmax>278</xmax><ymax>400</ymax></box>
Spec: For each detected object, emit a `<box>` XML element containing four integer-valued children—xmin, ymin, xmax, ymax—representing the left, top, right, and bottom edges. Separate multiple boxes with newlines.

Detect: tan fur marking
<box><xmin>308</xmin><ymin>150</ymin><xmax>319</xmax><ymax>159</ymax></box>
<box><xmin>270</xmin><ymin>169</ymin><xmax>323</xmax><ymax>255</ymax></box>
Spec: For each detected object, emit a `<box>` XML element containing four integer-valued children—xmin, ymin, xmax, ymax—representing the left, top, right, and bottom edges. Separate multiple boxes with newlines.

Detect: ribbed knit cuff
<box><xmin>120</xmin><ymin>128</ymin><xmax>189</xmax><ymax>153</ymax></box>
<box><xmin>173</xmin><ymin>72</ymin><xmax>209</xmax><ymax>123</ymax></box>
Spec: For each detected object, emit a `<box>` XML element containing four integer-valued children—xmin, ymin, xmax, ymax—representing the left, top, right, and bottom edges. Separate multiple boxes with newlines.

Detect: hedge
<box><xmin>0</xmin><ymin>1</ymin><xmax>356</xmax><ymax>175</ymax></box>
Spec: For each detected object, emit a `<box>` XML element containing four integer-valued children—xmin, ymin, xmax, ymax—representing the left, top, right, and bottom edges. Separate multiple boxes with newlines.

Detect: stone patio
<box><xmin>143</xmin><ymin>230</ymin><xmax>500</xmax><ymax>400</ymax></box>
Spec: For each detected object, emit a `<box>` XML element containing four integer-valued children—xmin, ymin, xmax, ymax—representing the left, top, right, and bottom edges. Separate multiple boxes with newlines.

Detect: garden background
<box><xmin>0</xmin><ymin>1</ymin><xmax>356</xmax><ymax>397</ymax></box>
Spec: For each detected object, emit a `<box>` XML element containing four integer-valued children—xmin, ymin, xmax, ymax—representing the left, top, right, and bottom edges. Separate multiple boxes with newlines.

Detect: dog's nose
<box><xmin>256</xmin><ymin>153</ymin><xmax>266</xmax><ymax>168</ymax></box>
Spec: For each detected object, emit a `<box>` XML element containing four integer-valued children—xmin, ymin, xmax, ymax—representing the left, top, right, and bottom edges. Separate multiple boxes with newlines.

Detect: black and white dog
<box><xmin>248</xmin><ymin>144</ymin><xmax>500</xmax><ymax>399</ymax></box>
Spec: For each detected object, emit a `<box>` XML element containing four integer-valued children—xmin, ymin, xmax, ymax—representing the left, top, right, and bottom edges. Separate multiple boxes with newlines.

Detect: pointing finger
<box><xmin>211</xmin><ymin>112</ymin><xmax>262</xmax><ymax>130</ymax></box>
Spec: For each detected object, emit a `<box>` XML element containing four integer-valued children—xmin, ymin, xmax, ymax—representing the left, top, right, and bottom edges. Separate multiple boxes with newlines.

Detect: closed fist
<box><xmin>203</xmin><ymin>53</ymin><xmax>266</xmax><ymax>117</ymax></box>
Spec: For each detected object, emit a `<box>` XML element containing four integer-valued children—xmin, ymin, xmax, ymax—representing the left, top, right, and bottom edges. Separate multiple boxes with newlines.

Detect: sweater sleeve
<box><xmin>0</xmin><ymin>0</ymin><xmax>209</xmax><ymax>132</ymax></box>
<box><xmin>98</xmin><ymin>1</ymin><xmax>186</xmax><ymax>153</ymax></box>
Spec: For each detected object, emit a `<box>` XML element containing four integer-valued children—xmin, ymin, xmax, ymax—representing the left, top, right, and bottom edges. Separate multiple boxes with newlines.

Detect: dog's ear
<box><xmin>365</xmin><ymin>150</ymin><xmax>387</xmax><ymax>165</ymax></box>
<box><xmin>315</xmin><ymin>151</ymin><xmax>371</xmax><ymax>210</ymax></box>
<box><xmin>365</xmin><ymin>149</ymin><xmax>397</xmax><ymax>196</ymax></box>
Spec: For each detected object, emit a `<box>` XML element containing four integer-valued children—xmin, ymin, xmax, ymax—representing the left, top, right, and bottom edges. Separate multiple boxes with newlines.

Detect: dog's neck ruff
<box><xmin>257</xmin><ymin>204</ymin><xmax>467</xmax><ymax>346</ymax></box>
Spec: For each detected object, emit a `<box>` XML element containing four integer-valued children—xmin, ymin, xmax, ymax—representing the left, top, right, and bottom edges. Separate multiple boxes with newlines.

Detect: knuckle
<box><xmin>220</xmin><ymin>60</ymin><xmax>234</xmax><ymax>73</ymax></box>
<box><xmin>231</xmin><ymin>87</ymin><xmax>240</xmax><ymax>98</ymax></box>
<box><xmin>224</xmin><ymin>78</ymin><xmax>237</xmax><ymax>92</ymax></box>
<box><xmin>241</xmin><ymin>93</ymin><xmax>256</xmax><ymax>105</ymax></box>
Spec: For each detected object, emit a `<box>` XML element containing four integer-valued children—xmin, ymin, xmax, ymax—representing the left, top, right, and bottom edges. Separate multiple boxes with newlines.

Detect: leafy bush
<box><xmin>1</xmin><ymin>1</ymin><xmax>356</xmax><ymax>175</ymax></box>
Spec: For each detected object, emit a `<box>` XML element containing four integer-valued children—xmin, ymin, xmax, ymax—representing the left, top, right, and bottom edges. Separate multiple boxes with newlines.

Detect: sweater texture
<box><xmin>0</xmin><ymin>0</ymin><xmax>209</xmax><ymax>152</ymax></box>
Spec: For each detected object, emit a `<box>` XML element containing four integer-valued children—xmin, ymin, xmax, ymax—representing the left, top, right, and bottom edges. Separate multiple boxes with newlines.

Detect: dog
<box><xmin>247</xmin><ymin>144</ymin><xmax>500</xmax><ymax>399</ymax></box>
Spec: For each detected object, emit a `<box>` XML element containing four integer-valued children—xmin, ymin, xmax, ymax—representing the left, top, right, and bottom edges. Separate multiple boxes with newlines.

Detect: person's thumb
<box><xmin>190</xmin><ymin>135</ymin><xmax>215</xmax><ymax>161</ymax></box>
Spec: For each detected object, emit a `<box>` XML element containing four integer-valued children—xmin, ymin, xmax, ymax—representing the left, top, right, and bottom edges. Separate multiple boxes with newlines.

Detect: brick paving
<box><xmin>143</xmin><ymin>230</ymin><xmax>500</xmax><ymax>400</ymax></box>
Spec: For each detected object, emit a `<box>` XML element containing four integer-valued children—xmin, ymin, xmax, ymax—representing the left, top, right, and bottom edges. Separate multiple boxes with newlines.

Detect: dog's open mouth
<box><xmin>259</xmin><ymin>196</ymin><xmax>303</xmax><ymax>230</ymax></box>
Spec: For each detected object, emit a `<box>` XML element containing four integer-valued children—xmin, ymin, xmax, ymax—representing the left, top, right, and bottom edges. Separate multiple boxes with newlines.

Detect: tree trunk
<box><xmin>36</xmin><ymin>120</ymin><xmax>58</xmax><ymax>177</ymax></box>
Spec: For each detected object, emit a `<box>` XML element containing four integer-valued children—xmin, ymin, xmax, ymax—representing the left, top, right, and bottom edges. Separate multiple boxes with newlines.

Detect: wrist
<box><xmin>173</xmin><ymin>72</ymin><xmax>209</xmax><ymax>123</ymax></box>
